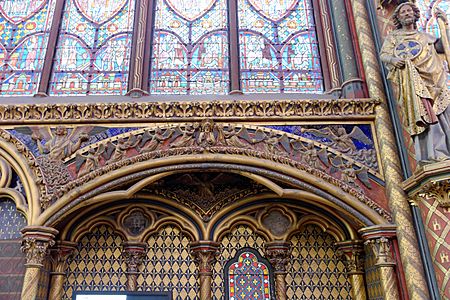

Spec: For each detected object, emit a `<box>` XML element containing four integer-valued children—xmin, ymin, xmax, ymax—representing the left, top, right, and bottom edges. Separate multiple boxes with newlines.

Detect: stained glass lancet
<box><xmin>238</xmin><ymin>0</ymin><xmax>323</xmax><ymax>93</ymax></box>
<box><xmin>48</xmin><ymin>0</ymin><xmax>136</xmax><ymax>96</ymax></box>
<box><xmin>0</xmin><ymin>0</ymin><xmax>56</xmax><ymax>96</ymax></box>
<box><xmin>149</xmin><ymin>0</ymin><xmax>230</xmax><ymax>95</ymax></box>
<box><xmin>415</xmin><ymin>0</ymin><xmax>450</xmax><ymax>87</ymax></box>
<box><xmin>226</xmin><ymin>250</ymin><xmax>272</xmax><ymax>300</ymax></box>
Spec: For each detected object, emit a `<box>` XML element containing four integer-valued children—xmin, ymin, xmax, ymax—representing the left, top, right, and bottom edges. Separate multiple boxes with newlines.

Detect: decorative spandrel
<box><xmin>49</xmin><ymin>0</ymin><xmax>135</xmax><ymax>96</ymax></box>
<box><xmin>238</xmin><ymin>0</ymin><xmax>323</xmax><ymax>93</ymax></box>
<box><xmin>0</xmin><ymin>199</ymin><xmax>27</xmax><ymax>240</ymax></box>
<box><xmin>0</xmin><ymin>0</ymin><xmax>56</xmax><ymax>96</ymax></box>
<box><xmin>226</xmin><ymin>250</ymin><xmax>272</xmax><ymax>300</ymax></box>
<box><xmin>149</xmin><ymin>0</ymin><xmax>229</xmax><ymax>95</ymax></box>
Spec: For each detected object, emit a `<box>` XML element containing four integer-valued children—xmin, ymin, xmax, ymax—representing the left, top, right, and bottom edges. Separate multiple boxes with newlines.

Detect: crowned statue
<box><xmin>380</xmin><ymin>2</ymin><xmax>450</xmax><ymax>164</ymax></box>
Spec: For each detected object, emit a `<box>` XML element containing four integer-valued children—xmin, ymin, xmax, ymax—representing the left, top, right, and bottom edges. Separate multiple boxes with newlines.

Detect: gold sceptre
<box><xmin>436</xmin><ymin>10</ymin><xmax>450</xmax><ymax>70</ymax></box>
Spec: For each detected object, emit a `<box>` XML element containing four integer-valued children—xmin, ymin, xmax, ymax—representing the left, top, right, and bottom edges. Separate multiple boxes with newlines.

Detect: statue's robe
<box><xmin>381</xmin><ymin>29</ymin><xmax>450</xmax><ymax>162</ymax></box>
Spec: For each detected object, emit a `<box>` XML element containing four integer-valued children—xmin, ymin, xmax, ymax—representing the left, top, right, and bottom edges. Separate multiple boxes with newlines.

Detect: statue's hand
<box><xmin>435</xmin><ymin>8</ymin><xmax>448</xmax><ymax>25</ymax></box>
<box><xmin>391</xmin><ymin>57</ymin><xmax>406</xmax><ymax>68</ymax></box>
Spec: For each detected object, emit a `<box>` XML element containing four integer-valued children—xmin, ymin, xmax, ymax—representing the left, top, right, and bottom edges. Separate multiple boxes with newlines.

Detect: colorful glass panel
<box><xmin>0</xmin><ymin>0</ymin><xmax>56</xmax><ymax>96</ymax></box>
<box><xmin>149</xmin><ymin>0</ymin><xmax>229</xmax><ymax>95</ymax></box>
<box><xmin>49</xmin><ymin>0</ymin><xmax>135</xmax><ymax>96</ymax></box>
<box><xmin>238</xmin><ymin>0</ymin><xmax>323</xmax><ymax>93</ymax></box>
<box><xmin>415</xmin><ymin>0</ymin><xmax>450</xmax><ymax>87</ymax></box>
<box><xmin>227</xmin><ymin>251</ymin><xmax>271</xmax><ymax>300</ymax></box>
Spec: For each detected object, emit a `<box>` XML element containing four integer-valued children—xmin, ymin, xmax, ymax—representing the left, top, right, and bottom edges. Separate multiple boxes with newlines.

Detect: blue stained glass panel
<box><xmin>238</xmin><ymin>0</ymin><xmax>324</xmax><ymax>93</ymax></box>
<box><xmin>149</xmin><ymin>0</ymin><xmax>230</xmax><ymax>95</ymax></box>
<box><xmin>0</xmin><ymin>0</ymin><xmax>56</xmax><ymax>96</ymax></box>
<box><xmin>49</xmin><ymin>0</ymin><xmax>135</xmax><ymax>96</ymax></box>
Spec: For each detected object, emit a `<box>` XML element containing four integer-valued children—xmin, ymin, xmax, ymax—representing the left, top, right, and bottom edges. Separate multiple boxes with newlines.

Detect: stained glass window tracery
<box><xmin>238</xmin><ymin>0</ymin><xmax>323</xmax><ymax>93</ymax></box>
<box><xmin>48</xmin><ymin>0</ymin><xmax>136</xmax><ymax>96</ymax></box>
<box><xmin>0</xmin><ymin>0</ymin><xmax>56</xmax><ymax>96</ymax></box>
<box><xmin>149</xmin><ymin>0</ymin><xmax>230</xmax><ymax>95</ymax></box>
<box><xmin>415</xmin><ymin>0</ymin><xmax>450</xmax><ymax>87</ymax></box>
<box><xmin>225</xmin><ymin>249</ymin><xmax>273</xmax><ymax>300</ymax></box>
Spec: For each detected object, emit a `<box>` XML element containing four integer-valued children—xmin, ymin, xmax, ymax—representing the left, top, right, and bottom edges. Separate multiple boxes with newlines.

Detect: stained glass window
<box><xmin>0</xmin><ymin>0</ymin><xmax>56</xmax><ymax>96</ymax></box>
<box><xmin>415</xmin><ymin>0</ymin><xmax>450</xmax><ymax>87</ymax></box>
<box><xmin>225</xmin><ymin>249</ymin><xmax>272</xmax><ymax>300</ymax></box>
<box><xmin>238</xmin><ymin>0</ymin><xmax>323</xmax><ymax>93</ymax></box>
<box><xmin>149</xmin><ymin>0</ymin><xmax>230</xmax><ymax>95</ymax></box>
<box><xmin>49</xmin><ymin>0</ymin><xmax>136</xmax><ymax>96</ymax></box>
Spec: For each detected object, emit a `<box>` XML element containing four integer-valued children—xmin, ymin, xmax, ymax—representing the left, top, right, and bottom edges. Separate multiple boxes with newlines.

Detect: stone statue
<box><xmin>380</xmin><ymin>2</ymin><xmax>450</xmax><ymax>163</ymax></box>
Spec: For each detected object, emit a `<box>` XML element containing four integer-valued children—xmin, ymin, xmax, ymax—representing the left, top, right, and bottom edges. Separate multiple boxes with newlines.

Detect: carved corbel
<box><xmin>418</xmin><ymin>180</ymin><xmax>450</xmax><ymax>209</ymax></box>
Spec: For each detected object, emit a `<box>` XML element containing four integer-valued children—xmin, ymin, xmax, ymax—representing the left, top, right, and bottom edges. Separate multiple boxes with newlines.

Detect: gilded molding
<box><xmin>0</xmin><ymin>98</ymin><xmax>379</xmax><ymax>124</ymax></box>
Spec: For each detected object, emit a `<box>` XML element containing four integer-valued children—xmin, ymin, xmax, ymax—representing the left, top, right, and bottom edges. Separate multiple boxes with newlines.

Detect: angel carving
<box><xmin>216</xmin><ymin>124</ymin><xmax>249</xmax><ymax>148</ymax></box>
<box><xmin>301</xmin><ymin>126</ymin><xmax>373</xmax><ymax>153</ymax></box>
<box><xmin>329</xmin><ymin>155</ymin><xmax>372</xmax><ymax>190</ymax></box>
<box><xmin>290</xmin><ymin>139</ymin><xmax>328</xmax><ymax>170</ymax></box>
<box><xmin>75</xmin><ymin>145</ymin><xmax>105</xmax><ymax>177</ymax></box>
<box><xmin>104</xmin><ymin>135</ymin><xmax>142</xmax><ymax>165</ymax></box>
<box><xmin>171</xmin><ymin>124</ymin><xmax>196</xmax><ymax>148</ymax></box>
<box><xmin>139</xmin><ymin>127</ymin><xmax>173</xmax><ymax>153</ymax></box>
<box><xmin>31</xmin><ymin>126</ymin><xmax>89</xmax><ymax>161</ymax></box>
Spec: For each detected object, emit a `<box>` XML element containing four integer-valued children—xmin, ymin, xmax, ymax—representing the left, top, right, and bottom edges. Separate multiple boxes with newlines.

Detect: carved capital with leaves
<box><xmin>190</xmin><ymin>241</ymin><xmax>220</xmax><ymax>275</ymax></box>
<box><xmin>21</xmin><ymin>226</ymin><xmax>59</xmax><ymax>267</ymax></box>
<box><xmin>364</xmin><ymin>237</ymin><xmax>396</xmax><ymax>267</ymax></box>
<box><xmin>122</xmin><ymin>242</ymin><xmax>147</xmax><ymax>274</ymax></box>
<box><xmin>264</xmin><ymin>242</ymin><xmax>292</xmax><ymax>274</ymax></box>
<box><xmin>336</xmin><ymin>240</ymin><xmax>365</xmax><ymax>274</ymax></box>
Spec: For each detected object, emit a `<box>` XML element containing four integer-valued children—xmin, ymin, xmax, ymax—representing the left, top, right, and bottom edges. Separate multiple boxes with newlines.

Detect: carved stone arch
<box><xmin>212</xmin><ymin>201</ymin><xmax>354</xmax><ymax>243</ymax></box>
<box><xmin>39</xmin><ymin>159</ymin><xmax>391</xmax><ymax>229</ymax></box>
<box><xmin>0</xmin><ymin>133</ymin><xmax>40</xmax><ymax>221</ymax></box>
<box><xmin>59</xmin><ymin>201</ymin><xmax>201</xmax><ymax>243</ymax></box>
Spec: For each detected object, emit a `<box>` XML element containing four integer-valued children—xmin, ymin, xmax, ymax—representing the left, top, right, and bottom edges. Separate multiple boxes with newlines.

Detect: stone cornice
<box><xmin>0</xmin><ymin>98</ymin><xmax>379</xmax><ymax>125</ymax></box>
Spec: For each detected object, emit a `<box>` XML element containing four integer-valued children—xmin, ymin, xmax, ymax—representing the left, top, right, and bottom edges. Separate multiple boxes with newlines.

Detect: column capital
<box><xmin>50</xmin><ymin>241</ymin><xmax>77</xmax><ymax>275</ymax></box>
<box><xmin>364</xmin><ymin>237</ymin><xmax>396</xmax><ymax>267</ymax></box>
<box><xmin>264</xmin><ymin>241</ymin><xmax>292</xmax><ymax>274</ymax></box>
<box><xmin>122</xmin><ymin>241</ymin><xmax>147</xmax><ymax>274</ymax></box>
<box><xmin>190</xmin><ymin>241</ymin><xmax>220</xmax><ymax>275</ymax></box>
<box><xmin>21</xmin><ymin>226</ymin><xmax>59</xmax><ymax>267</ymax></box>
<box><xmin>335</xmin><ymin>240</ymin><xmax>365</xmax><ymax>274</ymax></box>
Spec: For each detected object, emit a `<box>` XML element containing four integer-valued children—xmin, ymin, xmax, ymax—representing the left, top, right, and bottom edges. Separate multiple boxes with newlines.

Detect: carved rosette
<box><xmin>190</xmin><ymin>241</ymin><xmax>220</xmax><ymax>275</ymax></box>
<box><xmin>122</xmin><ymin>242</ymin><xmax>147</xmax><ymax>274</ymax></box>
<box><xmin>264</xmin><ymin>242</ymin><xmax>292</xmax><ymax>274</ymax></box>
<box><xmin>21</xmin><ymin>226</ymin><xmax>59</xmax><ymax>268</ymax></box>
<box><xmin>336</xmin><ymin>241</ymin><xmax>365</xmax><ymax>274</ymax></box>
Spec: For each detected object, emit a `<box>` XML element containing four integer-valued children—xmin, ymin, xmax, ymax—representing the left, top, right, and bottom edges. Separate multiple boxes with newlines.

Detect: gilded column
<box><xmin>350</xmin><ymin>0</ymin><xmax>430</xmax><ymax>298</ymax></box>
<box><xmin>336</xmin><ymin>241</ymin><xmax>367</xmax><ymax>300</ymax></box>
<box><xmin>190</xmin><ymin>241</ymin><xmax>220</xmax><ymax>300</ymax></box>
<box><xmin>122</xmin><ymin>242</ymin><xmax>147</xmax><ymax>291</ymax></box>
<box><xmin>20</xmin><ymin>226</ymin><xmax>58</xmax><ymax>300</ymax></box>
<box><xmin>264</xmin><ymin>242</ymin><xmax>291</xmax><ymax>300</ymax></box>
<box><xmin>48</xmin><ymin>241</ymin><xmax>77</xmax><ymax>300</ymax></box>
<box><xmin>365</xmin><ymin>237</ymin><xmax>399</xmax><ymax>299</ymax></box>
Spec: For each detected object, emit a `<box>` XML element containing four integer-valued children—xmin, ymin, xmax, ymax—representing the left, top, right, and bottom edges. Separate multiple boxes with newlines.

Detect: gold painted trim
<box><xmin>0</xmin><ymin>98</ymin><xmax>380</xmax><ymax>124</ymax></box>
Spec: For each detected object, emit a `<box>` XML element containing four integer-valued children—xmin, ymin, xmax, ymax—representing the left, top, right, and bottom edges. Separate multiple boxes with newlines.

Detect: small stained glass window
<box><xmin>0</xmin><ymin>0</ymin><xmax>57</xmax><ymax>96</ymax></box>
<box><xmin>238</xmin><ymin>0</ymin><xmax>324</xmax><ymax>93</ymax></box>
<box><xmin>225</xmin><ymin>249</ymin><xmax>273</xmax><ymax>300</ymax></box>
<box><xmin>149</xmin><ymin>0</ymin><xmax>230</xmax><ymax>95</ymax></box>
<box><xmin>48</xmin><ymin>0</ymin><xmax>136</xmax><ymax>96</ymax></box>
